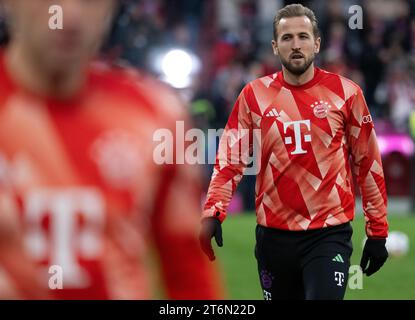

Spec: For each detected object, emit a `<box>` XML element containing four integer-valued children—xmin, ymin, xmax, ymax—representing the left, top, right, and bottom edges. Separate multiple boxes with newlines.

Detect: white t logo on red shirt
<box><xmin>283</xmin><ymin>120</ymin><xmax>312</xmax><ymax>155</ymax></box>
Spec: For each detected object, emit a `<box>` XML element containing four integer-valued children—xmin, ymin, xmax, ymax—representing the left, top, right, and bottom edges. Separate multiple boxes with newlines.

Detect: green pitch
<box><xmin>216</xmin><ymin>213</ymin><xmax>415</xmax><ymax>300</ymax></box>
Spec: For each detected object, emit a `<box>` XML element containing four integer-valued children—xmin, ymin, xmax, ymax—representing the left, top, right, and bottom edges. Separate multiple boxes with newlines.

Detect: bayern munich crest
<box><xmin>310</xmin><ymin>100</ymin><xmax>331</xmax><ymax>118</ymax></box>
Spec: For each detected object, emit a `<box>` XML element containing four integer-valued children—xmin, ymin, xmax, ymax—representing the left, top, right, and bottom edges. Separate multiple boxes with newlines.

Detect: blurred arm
<box><xmin>150</xmin><ymin>92</ymin><xmax>224</xmax><ymax>299</ymax></box>
<box><xmin>0</xmin><ymin>192</ymin><xmax>49</xmax><ymax>299</ymax></box>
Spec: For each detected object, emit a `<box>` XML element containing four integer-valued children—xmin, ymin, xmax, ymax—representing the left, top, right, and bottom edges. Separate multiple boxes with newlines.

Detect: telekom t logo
<box><xmin>24</xmin><ymin>188</ymin><xmax>105</xmax><ymax>288</ymax></box>
<box><xmin>283</xmin><ymin>120</ymin><xmax>312</xmax><ymax>155</ymax></box>
<box><xmin>334</xmin><ymin>271</ymin><xmax>345</xmax><ymax>287</ymax></box>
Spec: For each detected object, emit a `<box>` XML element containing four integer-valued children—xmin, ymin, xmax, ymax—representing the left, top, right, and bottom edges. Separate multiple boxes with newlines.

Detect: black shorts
<box><xmin>255</xmin><ymin>222</ymin><xmax>353</xmax><ymax>300</ymax></box>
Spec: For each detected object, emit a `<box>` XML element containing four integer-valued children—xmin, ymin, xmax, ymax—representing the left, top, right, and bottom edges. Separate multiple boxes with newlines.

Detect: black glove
<box><xmin>199</xmin><ymin>217</ymin><xmax>223</xmax><ymax>261</ymax></box>
<box><xmin>360</xmin><ymin>238</ymin><xmax>388</xmax><ymax>276</ymax></box>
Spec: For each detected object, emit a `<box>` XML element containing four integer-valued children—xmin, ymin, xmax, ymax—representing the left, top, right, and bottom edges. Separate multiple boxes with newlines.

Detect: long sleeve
<box><xmin>151</xmin><ymin>95</ymin><xmax>224</xmax><ymax>300</ymax></box>
<box><xmin>203</xmin><ymin>85</ymin><xmax>254</xmax><ymax>223</ymax></box>
<box><xmin>0</xmin><ymin>192</ymin><xmax>49</xmax><ymax>299</ymax></box>
<box><xmin>346</xmin><ymin>89</ymin><xmax>388</xmax><ymax>238</ymax></box>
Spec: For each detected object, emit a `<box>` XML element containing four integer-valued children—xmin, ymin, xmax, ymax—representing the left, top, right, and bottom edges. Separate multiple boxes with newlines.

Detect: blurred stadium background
<box><xmin>2</xmin><ymin>0</ymin><xmax>414</xmax><ymax>299</ymax></box>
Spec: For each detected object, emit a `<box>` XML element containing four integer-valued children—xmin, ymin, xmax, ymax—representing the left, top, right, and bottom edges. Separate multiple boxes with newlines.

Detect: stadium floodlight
<box><xmin>159</xmin><ymin>49</ymin><xmax>200</xmax><ymax>89</ymax></box>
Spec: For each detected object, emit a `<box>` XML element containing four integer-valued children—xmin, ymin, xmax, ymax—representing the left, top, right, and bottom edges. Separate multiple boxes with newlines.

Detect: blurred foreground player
<box><xmin>0</xmin><ymin>0</ymin><xmax>222</xmax><ymax>299</ymax></box>
<box><xmin>200</xmin><ymin>4</ymin><xmax>388</xmax><ymax>300</ymax></box>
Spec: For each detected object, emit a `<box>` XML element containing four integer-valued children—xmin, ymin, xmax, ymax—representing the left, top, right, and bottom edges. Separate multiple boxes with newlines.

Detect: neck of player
<box><xmin>282</xmin><ymin>64</ymin><xmax>315</xmax><ymax>86</ymax></box>
<box><xmin>5</xmin><ymin>42</ymin><xmax>87</xmax><ymax>100</ymax></box>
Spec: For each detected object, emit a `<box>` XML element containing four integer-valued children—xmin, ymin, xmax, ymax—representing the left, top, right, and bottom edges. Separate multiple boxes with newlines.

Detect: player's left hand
<box><xmin>199</xmin><ymin>217</ymin><xmax>223</xmax><ymax>261</ymax></box>
<box><xmin>360</xmin><ymin>238</ymin><xmax>388</xmax><ymax>276</ymax></box>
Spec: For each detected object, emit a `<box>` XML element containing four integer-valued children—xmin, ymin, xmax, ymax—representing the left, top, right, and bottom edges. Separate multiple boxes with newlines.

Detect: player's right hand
<box><xmin>199</xmin><ymin>217</ymin><xmax>223</xmax><ymax>261</ymax></box>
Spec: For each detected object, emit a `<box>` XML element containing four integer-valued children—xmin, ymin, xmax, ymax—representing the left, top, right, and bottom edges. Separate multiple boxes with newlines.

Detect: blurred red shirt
<box><xmin>0</xmin><ymin>53</ymin><xmax>223</xmax><ymax>299</ymax></box>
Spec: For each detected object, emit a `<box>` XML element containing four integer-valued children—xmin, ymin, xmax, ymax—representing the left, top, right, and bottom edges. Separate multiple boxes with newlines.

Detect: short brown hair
<box><xmin>273</xmin><ymin>4</ymin><xmax>320</xmax><ymax>40</ymax></box>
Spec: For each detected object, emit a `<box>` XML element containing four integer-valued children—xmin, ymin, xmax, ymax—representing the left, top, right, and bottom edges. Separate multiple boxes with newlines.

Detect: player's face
<box><xmin>271</xmin><ymin>16</ymin><xmax>321</xmax><ymax>75</ymax></box>
<box><xmin>4</xmin><ymin>0</ymin><xmax>115</xmax><ymax>71</ymax></box>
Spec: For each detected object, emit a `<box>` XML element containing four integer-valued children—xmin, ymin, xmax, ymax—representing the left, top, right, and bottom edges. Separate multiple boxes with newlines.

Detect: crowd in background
<box><xmin>1</xmin><ymin>0</ymin><xmax>415</xmax><ymax>210</ymax></box>
<box><xmin>102</xmin><ymin>0</ymin><xmax>415</xmax><ymax>130</ymax></box>
<box><xmin>100</xmin><ymin>0</ymin><xmax>415</xmax><ymax>210</ymax></box>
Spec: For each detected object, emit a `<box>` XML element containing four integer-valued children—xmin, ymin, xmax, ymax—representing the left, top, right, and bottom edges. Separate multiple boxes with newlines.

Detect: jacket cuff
<box><xmin>202</xmin><ymin>206</ymin><xmax>226</xmax><ymax>223</ymax></box>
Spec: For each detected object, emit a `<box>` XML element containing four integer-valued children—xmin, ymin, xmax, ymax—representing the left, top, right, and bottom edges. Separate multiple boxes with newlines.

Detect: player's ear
<box><xmin>271</xmin><ymin>39</ymin><xmax>279</xmax><ymax>56</ymax></box>
<box><xmin>314</xmin><ymin>36</ymin><xmax>321</xmax><ymax>54</ymax></box>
